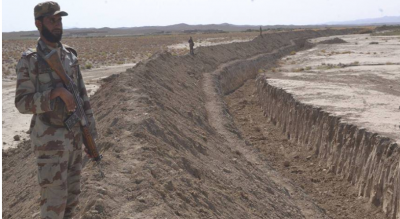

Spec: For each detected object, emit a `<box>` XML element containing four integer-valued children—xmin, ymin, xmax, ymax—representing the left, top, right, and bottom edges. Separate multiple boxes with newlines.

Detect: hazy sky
<box><xmin>2</xmin><ymin>0</ymin><xmax>400</xmax><ymax>32</ymax></box>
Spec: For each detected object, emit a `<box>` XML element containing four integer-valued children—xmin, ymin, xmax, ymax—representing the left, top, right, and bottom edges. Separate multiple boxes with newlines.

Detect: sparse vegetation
<box><xmin>358</xmin><ymin>29</ymin><xmax>373</xmax><ymax>34</ymax></box>
<box><xmin>341</xmin><ymin>51</ymin><xmax>352</xmax><ymax>54</ymax></box>
<box><xmin>84</xmin><ymin>62</ymin><xmax>93</xmax><ymax>69</ymax></box>
<box><xmin>317</xmin><ymin>63</ymin><xmax>344</xmax><ymax>70</ymax></box>
<box><xmin>372</xmin><ymin>30</ymin><xmax>400</xmax><ymax>36</ymax></box>
<box><xmin>292</xmin><ymin>67</ymin><xmax>305</xmax><ymax>72</ymax></box>
<box><xmin>2</xmin><ymin>32</ymin><xmax>259</xmax><ymax>76</ymax></box>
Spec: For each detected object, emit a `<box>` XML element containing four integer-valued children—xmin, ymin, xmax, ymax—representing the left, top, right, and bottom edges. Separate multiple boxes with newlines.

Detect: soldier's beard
<box><xmin>41</xmin><ymin>24</ymin><xmax>63</xmax><ymax>43</ymax></box>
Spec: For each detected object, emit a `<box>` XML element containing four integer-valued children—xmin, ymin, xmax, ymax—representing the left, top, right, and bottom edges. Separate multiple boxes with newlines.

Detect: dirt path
<box><xmin>202</xmin><ymin>51</ymin><xmax>330</xmax><ymax>218</ymax></box>
<box><xmin>225</xmin><ymin>79</ymin><xmax>387</xmax><ymax>219</ymax></box>
<box><xmin>1</xmin><ymin>63</ymin><xmax>135</xmax><ymax>150</ymax></box>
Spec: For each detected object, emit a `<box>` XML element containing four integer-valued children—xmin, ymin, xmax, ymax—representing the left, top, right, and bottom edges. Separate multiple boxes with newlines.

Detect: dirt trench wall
<box><xmin>255</xmin><ymin>78</ymin><xmax>400</xmax><ymax>219</ymax></box>
<box><xmin>1</xmin><ymin>28</ymin><xmax>370</xmax><ymax>219</ymax></box>
<box><xmin>219</xmin><ymin>38</ymin><xmax>311</xmax><ymax>95</ymax></box>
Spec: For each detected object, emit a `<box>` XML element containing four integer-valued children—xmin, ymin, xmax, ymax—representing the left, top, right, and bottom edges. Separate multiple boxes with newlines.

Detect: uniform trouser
<box><xmin>34</xmin><ymin>146</ymin><xmax>82</xmax><ymax>218</ymax></box>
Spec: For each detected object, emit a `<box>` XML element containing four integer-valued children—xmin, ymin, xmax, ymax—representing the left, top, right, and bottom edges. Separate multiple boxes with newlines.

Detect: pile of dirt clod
<box><xmin>319</xmin><ymin>37</ymin><xmax>348</xmax><ymax>44</ymax></box>
<box><xmin>3</xmin><ymin>29</ymin><xmax>362</xmax><ymax>219</ymax></box>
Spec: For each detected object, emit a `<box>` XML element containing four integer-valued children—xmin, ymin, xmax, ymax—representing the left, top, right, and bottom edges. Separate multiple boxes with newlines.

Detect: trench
<box><xmin>214</xmin><ymin>40</ymin><xmax>400</xmax><ymax>219</ymax></box>
<box><xmin>5</xmin><ymin>29</ymin><xmax>396</xmax><ymax>219</ymax></box>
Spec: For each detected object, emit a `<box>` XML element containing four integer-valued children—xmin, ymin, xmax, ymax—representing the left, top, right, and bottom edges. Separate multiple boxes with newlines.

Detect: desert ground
<box><xmin>2</xmin><ymin>28</ymin><xmax>400</xmax><ymax>219</ymax></box>
<box><xmin>263</xmin><ymin>34</ymin><xmax>400</xmax><ymax>142</ymax></box>
<box><xmin>2</xmin><ymin>32</ymin><xmax>257</xmax><ymax>149</ymax></box>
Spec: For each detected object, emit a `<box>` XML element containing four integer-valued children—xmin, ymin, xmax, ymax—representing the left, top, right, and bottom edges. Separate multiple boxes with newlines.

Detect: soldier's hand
<box><xmin>51</xmin><ymin>87</ymin><xmax>77</xmax><ymax>112</ymax></box>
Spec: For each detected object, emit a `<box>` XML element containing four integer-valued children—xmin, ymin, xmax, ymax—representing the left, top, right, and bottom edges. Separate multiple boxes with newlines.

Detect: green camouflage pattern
<box><xmin>35</xmin><ymin>137</ymin><xmax>82</xmax><ymax>218</ymax></box>
<box><xmin>34</xmin><ymin>1</ymin><xmax>68</xmax><ymax>19</ymax></box>
<box><xmin>15</xmin><ymin>39</ymin><xmax>98</xmax><ymax>152</ymax></box>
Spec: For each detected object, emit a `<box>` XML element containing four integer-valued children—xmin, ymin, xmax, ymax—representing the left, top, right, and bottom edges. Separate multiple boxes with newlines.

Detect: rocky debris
<box><xmin>283</xmin><ymin>161</ymin><xmax>291</xmax><ymax>167</ymax></box>
<box><xmin>13</xmin><ymin>135</ymin><xmax>20</xmax><ymax>141</ymax></box>
<box><xmin>319</xmin><ymin>37</ymin><xmax>348</xmax><ymax>44</ymax></box>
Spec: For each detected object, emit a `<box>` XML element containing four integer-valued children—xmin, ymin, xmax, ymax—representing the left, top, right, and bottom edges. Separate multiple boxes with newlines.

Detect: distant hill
<box><xmin>3</xmin><ymin>19</ymin><xmax>398</xmax><ymax>40</ymax></box>
<box><xmin>325</xmin><ymin>16</ymin><xmax>400</xmax><ymax>25</ymax></box>
<box><xmin>2</xmin><ymin>23</ymin><xmax>306</xmax><ymax>40</ymax></box>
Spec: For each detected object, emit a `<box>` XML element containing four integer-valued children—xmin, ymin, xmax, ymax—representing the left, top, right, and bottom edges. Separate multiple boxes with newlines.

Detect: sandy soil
<box><xmin>1</xmin><ymin>38</ymin><xmax>253</xmax><ymax>150</ymax></box>
<box><xmin>2</xmin><ymin>63</ymin><xmax>135</xmax><ymax>150</ymax></box>
<box><xmin>167</xmin><ymin>38</ymin><xmax>253</xmax><ymax>51</ymax></box>
<box><xmin>4</xmin><ymin>29</ymin><xmax>391</xmax><ymax>219</ymax></box>
<box><xmin>225</xmin><ymin>79</ymin><xmax>386</xmax><ymax>219</ymax></box>
<box><xmin>264</xmin><ymin>34</ymin><xmax>400</xmax><ymax>143</ymax></box>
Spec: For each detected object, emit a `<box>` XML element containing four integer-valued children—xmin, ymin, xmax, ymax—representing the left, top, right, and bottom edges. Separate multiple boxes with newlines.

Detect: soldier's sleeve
<box><xmin>77</xmin><ymin>67</ymin><xmax>98</xmax><ymax>139</ymax></box>
<box><xmin>14</xmin><ymin>56</ymin><xmax>55</xmax><ymax>114</ymax></box>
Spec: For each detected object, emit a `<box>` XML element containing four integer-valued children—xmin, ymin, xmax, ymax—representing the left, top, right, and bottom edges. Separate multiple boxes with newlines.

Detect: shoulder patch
<box><xmin>64</xmin><ymin>44</ymin><xmax>78</xmax><ymax>57</ymax></box>
<box><xmin>22</xmin><ymin>48</ymin><xmax>37</xmax><ymax>58</ymax></box>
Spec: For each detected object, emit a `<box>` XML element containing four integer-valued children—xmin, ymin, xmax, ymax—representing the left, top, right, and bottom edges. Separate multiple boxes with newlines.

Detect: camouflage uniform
<box><xmin>15</xmin><ymin>39</ymin><xmax>97</xmax><ymax>219</ymax></box>
<box><xmin>188</xmin><ymin>37</ymin><xmax>194</xmax><ymax>55</ymax></box>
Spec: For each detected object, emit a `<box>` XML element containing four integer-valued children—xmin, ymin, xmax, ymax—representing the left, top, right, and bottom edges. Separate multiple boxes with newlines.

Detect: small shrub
<box><xmin>85</xmin><ymin>63</ymin><xmax>93</xmax><ymax>69</ymax></box>
<box><xmin>292</xmin><ymin>68</ymin><xmax>304</xmax><ymax>72</ymax></box>
<box><xmin>358</xmin><ymin>29</ymin><xmax>373</xmax><ymax>34</ymax></box>
<box><xmin>305</xmin><ymin>66</ymin><xmax>312</xmax><ymax>70</ymax></box>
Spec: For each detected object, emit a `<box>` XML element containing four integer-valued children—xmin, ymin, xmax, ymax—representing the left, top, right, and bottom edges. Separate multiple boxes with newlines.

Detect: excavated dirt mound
<box><xmin>4</xmin><ymin>29</ymin><xmax>381</xmax><ymax>219</ymax></box>
<box><xmin>318</xmin><ymin>37</ymin><xmax>348</xmax><ymax>44</ymax></box>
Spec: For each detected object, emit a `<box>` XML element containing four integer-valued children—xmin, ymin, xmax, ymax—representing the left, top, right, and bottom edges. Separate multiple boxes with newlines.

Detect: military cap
<box><xmin>34</xmin><ymin>1</ymin><xmax>68</xmax><ymax>19</ymax></box>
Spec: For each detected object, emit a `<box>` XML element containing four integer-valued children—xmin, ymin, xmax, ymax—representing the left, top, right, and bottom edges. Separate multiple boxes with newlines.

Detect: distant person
<box><xmin>260</xmin><ymin>26</ymin><xmax>263</xmax><ymax>37</ymax></box>
<box><xmin>14</xmin><ymin>1</ymin><xmax>97</xmax><ymax>218</ymax></box>
<box><xmin>188</xmin><ymin>36</ymin><xmax>195</xmax><ymax>55</ymax></box>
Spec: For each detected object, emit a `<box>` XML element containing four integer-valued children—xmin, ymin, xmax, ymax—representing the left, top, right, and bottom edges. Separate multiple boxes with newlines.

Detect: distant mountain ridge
<box><xmin>3</xmin><ymin>16</ymin><xmax>400</xmax><ymax>40</ymax></box>
<box><xmin>2</xmin><ymin>23</ymin><xmax>302</xmax><ymax>40</ymax></box>
<box><xmin>324</xmin><ymin>16</ymin><xmax>400</xmax><ymax>25</ymax></box>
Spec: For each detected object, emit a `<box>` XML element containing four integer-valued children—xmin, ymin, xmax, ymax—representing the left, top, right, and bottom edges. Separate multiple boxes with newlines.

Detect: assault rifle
<box><xmin>42</xmin><ymin>49</ymin><xmax>104</xmax><ymax>177</ymax></box>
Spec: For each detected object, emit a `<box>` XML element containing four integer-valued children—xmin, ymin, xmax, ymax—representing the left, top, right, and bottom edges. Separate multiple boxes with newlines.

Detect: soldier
<box><xmin>260</xmin><ymin>26</ymin><xmax>263</xmax><ymax>38</ymax></box>
<box><xmin>15</xmin><ymin>1</ymin><xmax>97</xmax><ymax>218</ymax></box>
<box><xmin>188</xmin><ymin>36</ymin><xmax>195</xmax><ymax>55</ymax></box>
